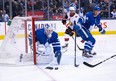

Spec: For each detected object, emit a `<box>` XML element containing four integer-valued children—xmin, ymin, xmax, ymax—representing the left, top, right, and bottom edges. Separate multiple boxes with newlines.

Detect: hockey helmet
<box><xmin>44</xmin><ymin>24</ymin><xmax>53</xmax><ymax>37</ymax></box>
<box><xmin>93</xmin><ymin>6</ymin><xmax>101</xmax><ymax>11</ymax></box>
<box><xmin>44</xmin><ymin>24</ymin><xmax>53</xmax><ymax>30</ymax></box>
<box><xmin>69</xmin><ymin>7</ymin><xmax>75</xmax><ymax>16</ymax></box>
<box><xmin>93</xmin><ymin>6</ymin><xmax>101</xmax><ymax>16</ymax></box>
<box><xmin>69</xmin><ymin>7</ymin><xmax>75</xmax><ymax>11</ymax></box>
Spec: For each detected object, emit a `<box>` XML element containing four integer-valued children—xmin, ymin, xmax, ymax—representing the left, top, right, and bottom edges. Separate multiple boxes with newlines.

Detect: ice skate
<box><xmin>89</xmin><ymin>51</ymin><xmax>97</xmax><ymax>55</ymax></box>
<box><xmin>82</xmin><ymin>50</ymin><xmax>93</xmax><ymax>58</ymax></box>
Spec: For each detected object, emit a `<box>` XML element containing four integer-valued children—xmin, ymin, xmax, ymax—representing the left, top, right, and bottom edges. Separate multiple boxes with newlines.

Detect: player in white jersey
<box><xmin>62</xmin><ymin>7</ymin><xmax>80</xmax><ymax>48</ymax></box>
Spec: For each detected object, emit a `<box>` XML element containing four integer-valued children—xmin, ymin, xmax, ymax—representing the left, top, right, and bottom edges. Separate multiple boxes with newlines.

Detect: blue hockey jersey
<box><xmin>78</xmin><ymin>12</ymin><xmax>101</xmax><ymax>30</ymax></box>
<box><xmin>35</xmin><ymin>28</ymin><xmax>61</xmax><ymax>53</ymax></box>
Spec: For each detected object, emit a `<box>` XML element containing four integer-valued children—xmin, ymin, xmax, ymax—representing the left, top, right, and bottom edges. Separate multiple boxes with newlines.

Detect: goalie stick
<box><xmin>83</xmin><ymin>54</ymin><xmax>116</xmax><ymax>68</ymax></box>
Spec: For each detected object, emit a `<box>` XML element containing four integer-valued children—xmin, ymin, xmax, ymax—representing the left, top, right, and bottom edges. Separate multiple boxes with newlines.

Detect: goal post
<box><xmin>32</xmin><ymin>17</ymin><xmax>37</xmax><ymax>65</ymax></box>
<box><xmin>0</xmin><ymin>16</ymin><xmax>54</xmax><ymax>65</ymax></box>
<box><xmin>0</xmin><ymin>16</ymin><xmax>38</xmax><ymax>65</ymax></box>
<box><xmin>31</xmin><ymin>17</ymin><xmax>54</xmax><ymax>65</ymax></box>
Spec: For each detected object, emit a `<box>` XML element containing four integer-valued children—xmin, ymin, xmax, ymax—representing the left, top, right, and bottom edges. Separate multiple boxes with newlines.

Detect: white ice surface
<box><xmin>0</xmin><ymin>35</ymin><xmax>116</xmax><ymax>81</ymax></box>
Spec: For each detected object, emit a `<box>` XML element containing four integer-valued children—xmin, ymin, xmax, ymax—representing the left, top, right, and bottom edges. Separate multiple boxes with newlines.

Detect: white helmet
<box><xmin>44</xmin><ymin>24</ymin><xmax>53</xmax><ymax>38</ymax></box>
<box><xmin>69</xmin><ymin>7</ymin><xmax>75</xmax><ymax>11</ymax></box>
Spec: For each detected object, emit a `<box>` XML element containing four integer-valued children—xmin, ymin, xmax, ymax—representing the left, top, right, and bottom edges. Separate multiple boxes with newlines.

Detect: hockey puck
<box><xmin>55</xmin><ymin>67</ymin><xmax>58</xmax><ymax>70</ymax></box>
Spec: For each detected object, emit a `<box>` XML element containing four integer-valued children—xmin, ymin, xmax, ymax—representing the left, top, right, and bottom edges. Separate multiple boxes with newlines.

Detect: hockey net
<box><xmin>0</xmin><ymin>16</ymin><xmax>53</xmax><ymax>66</ymax></box>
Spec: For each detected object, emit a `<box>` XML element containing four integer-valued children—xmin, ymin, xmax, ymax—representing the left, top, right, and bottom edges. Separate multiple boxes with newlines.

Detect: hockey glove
<box><xmin>75</xmin><ymin>32</ymin><xmax>80</xmax><ymax>37</ymax></box>
<box><xmin>99</xmin><ymin>27</ymin><xmax>106</xmax><ymax>34</ymax></box>
<box><xmin>65</xmin><ymin>27</ymin><xmax>74</xmax><ymax>36</ymax></box>
<box><xmin>62</xmin><ymin>19</ymin><xmax>67</xmax><ymax>25</ymax></box>
<box><xmin>81</xmin><ymin>40</ymin><xmax>85</xmax><ymax>43</ymax></box>
<box><xmin>55</xmin><ymin>50</ymin><xmax>62</xmax><ymax>64</ymax></box>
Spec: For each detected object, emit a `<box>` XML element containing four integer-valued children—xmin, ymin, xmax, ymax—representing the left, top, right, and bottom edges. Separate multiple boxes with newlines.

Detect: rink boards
<box><xmin>0</xmin><ymin>19</ymin><xmax>116</xmax><ymax>40</ymax></box>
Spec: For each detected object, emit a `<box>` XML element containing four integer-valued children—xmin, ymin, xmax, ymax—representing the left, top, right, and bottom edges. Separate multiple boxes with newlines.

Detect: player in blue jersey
<box><xmin>73</xmin><ymin>6</ymin><xmax>106</xmax><ymax>58</ymax></box>
<box><xmin>28</xmin><ymin>24</ymin><xmax>62</xmax><ymax>64</ymax></box>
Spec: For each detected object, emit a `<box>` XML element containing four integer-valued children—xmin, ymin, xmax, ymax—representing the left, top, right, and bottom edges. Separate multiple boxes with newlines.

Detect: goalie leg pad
<box><xmin>36</xmin><ymin>45</ymin><xmax>54</xmax><ymax>64</ymax></box>
<box><xmin>36</xmin><ymin>44</ymin><xmax>45</xmax><ymax>55</ymax></box>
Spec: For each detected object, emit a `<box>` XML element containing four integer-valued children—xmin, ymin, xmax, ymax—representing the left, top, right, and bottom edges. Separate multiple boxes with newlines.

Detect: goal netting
<box><xmin>0</xmin><ymin>16</ymin><xmax>53</xmax><ymax>66</ymax></box>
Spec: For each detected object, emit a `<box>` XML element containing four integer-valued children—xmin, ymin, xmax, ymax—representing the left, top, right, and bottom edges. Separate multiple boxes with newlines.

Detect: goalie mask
<box><xmin>44</xmin><ymin>24</ymin><xmax>53</xmax><ymax>38</ymax></box>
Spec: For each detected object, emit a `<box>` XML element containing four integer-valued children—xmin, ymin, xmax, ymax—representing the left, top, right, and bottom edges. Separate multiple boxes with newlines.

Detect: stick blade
<box><xmin>45</xmin><ymin>66</ymin><xmax>54</xmax><ymax>70</ymax></box>
<box><xmin>80</xmin><ymin>49</ymin><xmax>84</xmax><ymax>51</ymax></box>
<box><xmin>83</xmin><ymin>62</ymin><xmax>95</xmax><ymax>68</ymax></box>
<box><xmin>74</xmin><ymin>64</ymin><xmax>79</xmax><ymax>67</ymax></box>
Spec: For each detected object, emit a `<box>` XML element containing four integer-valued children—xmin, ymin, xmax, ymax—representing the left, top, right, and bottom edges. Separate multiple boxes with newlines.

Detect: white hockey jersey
<box><xmin>65</xmin><ymin>12</ymin><xmax>80</xmax><ymax>29</ymax></box>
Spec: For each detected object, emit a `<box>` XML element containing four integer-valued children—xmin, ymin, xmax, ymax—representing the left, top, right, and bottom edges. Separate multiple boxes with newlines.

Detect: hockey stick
<box><xmin>73</xmin><ymin>20</ymin><xmax>84</xmax><ymax>51</ymax></box>
<box><xmin>74</xmin><ymin>33</ymin><xmax>79</xmax><ymax>67</ymax></box>
<box><xmin>72</xmin><ymin>36</ymin><xmax>84</xmax><ymax>51</ymax></box>
<box><xmin>83</xmin><ymin>54</ymin><xmax>116</xmax><ymax>68</ymax></box>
